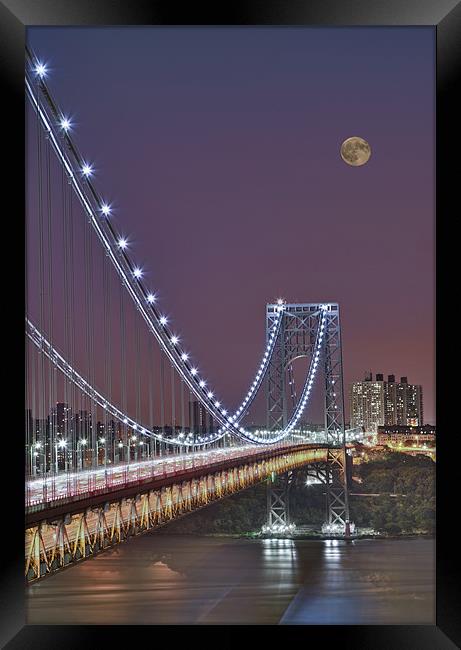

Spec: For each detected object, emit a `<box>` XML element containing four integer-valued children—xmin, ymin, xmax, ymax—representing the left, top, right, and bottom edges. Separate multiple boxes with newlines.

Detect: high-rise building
<box><xmin>384</xmin><ymin>375</ymin><xmax>396</xmax><ymax>425</ymax></box>
<box><xmin>405</xmin><ymin>383</ymin><xmax>424</xmax><ymax>426</ymax></box>
<box><xmin>351</xmin><ymin>373</ymin><xmax>423</xmax><ymax>432</ymax></box>
<box><xmin>350</xmin><ymin>375</ymin><xmax>385</xmax><ymax>432</ymax></box>
<box><xmin>74</xmin><ymin>410</ymin><xmax>92</xmax><ymax>439</ymax></box>
<box><xmin>55</xmin><ymin>402</ymin><xmax>71</xmax><ymax>436</ymax></box>
<box><xmin>189</xmin><ymin>400</ymin><xmax>214</xmax><ymax>433</ymax></box>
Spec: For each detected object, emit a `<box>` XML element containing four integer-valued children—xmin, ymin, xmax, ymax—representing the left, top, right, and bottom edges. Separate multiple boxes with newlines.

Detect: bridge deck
<box><xmin>25</xmin><ymin>443</ymin><xmax>332</xmax><ymax>584</ymax></box>
<box><xmin>27</xmin><ymin>445</ymin><xmax>260</xmax><ymax>511</ymax></box>
<box><xmin>26</xmin><ymin>442</ymin><xmax>328</xmax><ymax>524</ymax></box>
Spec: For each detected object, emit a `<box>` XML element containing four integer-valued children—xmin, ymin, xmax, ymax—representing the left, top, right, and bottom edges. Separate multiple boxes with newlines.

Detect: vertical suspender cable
<box><xmin>89</xmin><ymin>219</ymin><xmax>97</xmax><ymax>469</ymax></box>
<box><xmin>135</xmin><ymin>311</ymin><xmax>141</xmax><ymax>462</ymax></box>
<box><xmin>103</xmin><ymin>247</ymin><xmax>112</xmax><ymax>470</ymax></box>
<box><xmin>61</xmin><ymin>156</ymin><xmax>74</xmax><ymax>480</ymax></box>
<box><xmin>148</xmin><ymin>338</ymin><xmax>155</xmax><ymax>460</ymax></box>
<box><xmin>25</xmin><ymin>329</ymin><xmax>31</xmax><ymax>481</ymax></box>
<box><xmin>25</xmin><ymin>134</ymin><xmax>31</xmax><ymax>482</ymax></box>
<box><xmin>120</xmin><ymin>284</ymin><xmax>128</xmax><ymax>464</ymax></box>
<box><xmin>189</xmin><ymin>389</ymin><xmax>194</xmax><ymax>452</ymax></box>
<box><xmin>36</xmin><ymin>78</ymin><xmax>47</xmax><ymax>496</ymax></box>
<box><xmin>181</xmin><ymin>377</ymin><xmax>185</xmax><ymax>436</ymax></box>
<box><xmin>30</xmin><ymin>345</ymin><xmax>37</xmax><ymax>478</ymax></box>
<box><xmin>45</xmin><ymin>142</ymin><xmax>58</xmax><ymax>485</ymax></box>
<box><xmin>83</xmin><ymin>200</ymin><xmax>97</xmax><ymax>469</ymax></box>
<box><xmin>160</xmin><ymin>354</ymin><xmax>165</xmax><ymax>456</ymax></box>
<box><xmin>171</xmin><ymin>364</ymin><xmax>176</xmax><ymax>441</ymax></box>
<box><xmin>68</xmin><ymin>177</ymin><xmax>77</xmax><ymax>473</ymax></box>
<box><xmin>83</xmin><ymin>187</ymin><xmax>91</xmax><ymax>467</ymax></box>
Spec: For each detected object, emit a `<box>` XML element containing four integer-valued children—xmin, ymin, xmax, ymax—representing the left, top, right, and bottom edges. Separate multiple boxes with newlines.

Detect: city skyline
<box><xmin>350</xmin><ymin>372</ymin><xmax>424</xmax><ymax>433</ymax></box>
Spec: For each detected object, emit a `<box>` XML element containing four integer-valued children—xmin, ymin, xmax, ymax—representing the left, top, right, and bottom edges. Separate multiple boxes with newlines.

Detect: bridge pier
<box><xmin>262</xmin><ymin>471</ymin><xmax>294</xmax><ymax>536</ymax></box>
<box><xmin>262</xmin><ymin>453</ymin><xmax>354</xmax><ymax>539</ymax></box>
<box><xmin>322</xmin><ymin>448</ymin><xmax>353</xmax><ymax>538</ymax></box>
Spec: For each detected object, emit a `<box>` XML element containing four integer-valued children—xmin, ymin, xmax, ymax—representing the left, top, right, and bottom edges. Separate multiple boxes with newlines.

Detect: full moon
<box><xmin>340</xmin><ymin>136</ymin><xmax>371</xmax><ymax>166</ymax></box>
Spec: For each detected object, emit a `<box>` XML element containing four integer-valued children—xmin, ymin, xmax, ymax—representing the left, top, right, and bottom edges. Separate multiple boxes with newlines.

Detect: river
<box><xmin>26</xmin><ymin>535</ymin><xmax>434</xmax><ymax>625</ymax></box>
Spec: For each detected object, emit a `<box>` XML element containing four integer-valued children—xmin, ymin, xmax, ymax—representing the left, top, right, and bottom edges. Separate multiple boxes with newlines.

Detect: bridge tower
<box><xmin>265</xmin><ymin>302</ymin><xmax>351</xmax><ymax>537</ymax></box>
<box><xmin>265</xmin><ymin>471</ymin><xmax>294</xmax><ymax>534</ymax></box>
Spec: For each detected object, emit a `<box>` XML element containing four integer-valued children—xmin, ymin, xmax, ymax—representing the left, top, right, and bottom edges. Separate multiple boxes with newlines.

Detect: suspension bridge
<box><xmin>25</xmin><ymin>50</ymin><xmax>362</xmax><ymax>584</ymax></box>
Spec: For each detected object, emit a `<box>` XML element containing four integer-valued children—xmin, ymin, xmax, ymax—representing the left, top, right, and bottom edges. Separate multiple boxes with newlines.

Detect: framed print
<box><xmin>0</xmin><ymin>0</ymin><xmax>459</xmax><ymax>647</ymax></box>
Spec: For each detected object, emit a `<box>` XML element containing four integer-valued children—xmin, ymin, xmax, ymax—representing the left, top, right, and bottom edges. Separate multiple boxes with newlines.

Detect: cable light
<box><xmin>35</xmin><ymin>62</ymin><xmax>47</xmax><ymax>78</ymax></box>
<box><xmin>60</xmin><ymin>117</ymin><xmax>71</xmax><ymax>131</ymax></box>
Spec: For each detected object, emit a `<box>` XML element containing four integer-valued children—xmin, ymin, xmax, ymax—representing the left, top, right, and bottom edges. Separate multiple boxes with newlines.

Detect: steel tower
<box><xmin>265</xmin><ymin>302</ymin><xmax>351</xmax><ymax>536</ymax></box>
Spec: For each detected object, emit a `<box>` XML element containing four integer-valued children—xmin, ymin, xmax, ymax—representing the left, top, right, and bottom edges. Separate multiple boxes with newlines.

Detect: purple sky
<box><xmin>27</xmin><ymin>27</ymin><xmax>435</xmax><ymax>424</ymax></box>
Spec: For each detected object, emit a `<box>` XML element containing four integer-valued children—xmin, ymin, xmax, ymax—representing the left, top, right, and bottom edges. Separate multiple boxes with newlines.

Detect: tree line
<box><xmin>163</xmin><ymin>451</ymin><xmax>435</xmax><ymax>536</ymax></box>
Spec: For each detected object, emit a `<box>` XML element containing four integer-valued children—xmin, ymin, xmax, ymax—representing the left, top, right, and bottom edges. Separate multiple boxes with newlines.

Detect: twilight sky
<box><xmin>27</xmin><ymin>27</ymin><xmax>435</xmax><ymax>424</ymax></box>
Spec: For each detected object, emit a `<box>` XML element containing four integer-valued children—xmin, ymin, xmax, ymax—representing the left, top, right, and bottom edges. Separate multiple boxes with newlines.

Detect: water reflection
<box><xmin>262</xmin><ymin>537</ymin><xmax>297</xmax><ymax>553</ymax></box>
<box><xmin>150</xmin><ymin>551</ymin><xmax>187</xmax><ymax>576</ymax></box>
<box><xmin>26</xmin><ymin>535</ymin><xmax>434</xmax><ymax>625</ymax></box>
<box><xmin>262</xmin><ymin>539</ymin><xmax>298</xmax><ymax>568</ymax></box>
<box><xmin>281</xmin><ymin>538</ymin><xmax>434</xmax><ymax>625</ymax></box>
<box><xmin>323</xmin><ymin>538</ymin><xmax>342</xmax><ymax>563</ymax></box>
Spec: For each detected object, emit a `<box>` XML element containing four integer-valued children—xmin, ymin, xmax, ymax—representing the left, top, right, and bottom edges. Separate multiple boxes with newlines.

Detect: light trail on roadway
<box><xmin>25</xmin><ymin>443</ymin><xmax>287</xmax><ymax>509</ymax></box>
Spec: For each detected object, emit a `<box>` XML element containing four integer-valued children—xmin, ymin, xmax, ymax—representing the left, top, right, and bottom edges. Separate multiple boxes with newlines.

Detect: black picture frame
<box><xmin>1</xmin><ymin>1</ymin><xmax>459</xmax><ymax>647</ymax></box>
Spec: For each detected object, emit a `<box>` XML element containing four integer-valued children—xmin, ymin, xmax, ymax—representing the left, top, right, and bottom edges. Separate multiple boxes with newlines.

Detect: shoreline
<box><xmin>158</xmin><ymin>530</ymin><xmax>434</xmax><ymax>541</ymax></box>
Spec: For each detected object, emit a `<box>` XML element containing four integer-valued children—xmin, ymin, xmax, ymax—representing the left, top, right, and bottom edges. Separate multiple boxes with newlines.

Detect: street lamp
<box><xmin>77</xmin><ymin>438</ymin><xmax>87</xmax><ymax>471</ymax></box>
<box><xmin>98</xmin><ymin>437</ymin><xmax>107</xmax><ymax>467</ymax></box>
<box><xmin>117</xmin><ymin>440</ymin><xmax>127</xmax><ymax>465</ymax></box>
<box><xmin>29</xmin><ymin>445</ymin><xmax>48</xmax><ymax>503</ymax></box>
<box><xmin>30</xmin><ymin>441</ymin><xmax>43</xmax><ymax>477</ymax></box>
<box><xmin>56</xmin><ymin>438</ymin><xmax>68</xmax><ymax>473</ymax></box>
<box><xmin>131</xmin><ymin>435</ymin><xmax>137</xmax><ymax>462</ymax></box>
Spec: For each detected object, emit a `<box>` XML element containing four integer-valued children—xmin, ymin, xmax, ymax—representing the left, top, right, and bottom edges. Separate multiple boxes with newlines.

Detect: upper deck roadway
<box><xmin>27</xmin><ymin>444</ymin><xmax>257</xmax><ymax>505</ymax></box>
<box><xmin>26</xmin><ymin>441</ymin><xmax>324</xmax><ymax>522</ymax></box>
